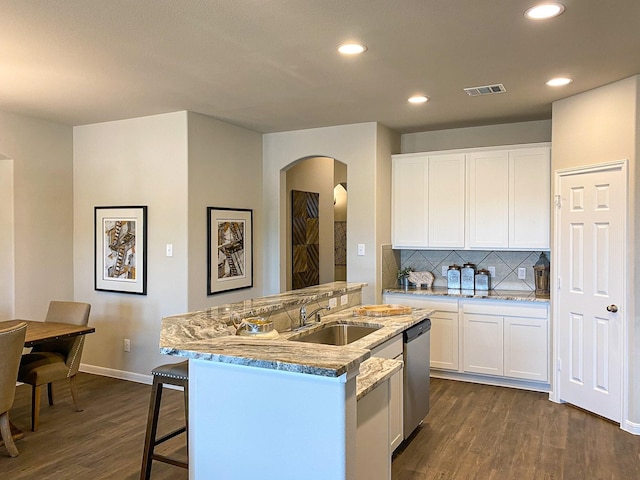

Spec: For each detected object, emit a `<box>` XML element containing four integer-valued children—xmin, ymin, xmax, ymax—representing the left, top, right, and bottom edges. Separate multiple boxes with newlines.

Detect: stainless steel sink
<box><xmin>288</xmin><ymin>322</ymin><xmax>381</xmax><ymax>346</ymax></box>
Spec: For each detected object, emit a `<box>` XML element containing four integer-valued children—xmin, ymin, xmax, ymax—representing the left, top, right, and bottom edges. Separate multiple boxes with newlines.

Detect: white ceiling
<box><xmin>1</xmin><ymin>0</ymin><xmax>639</xmax><ymax>133</ymax></box>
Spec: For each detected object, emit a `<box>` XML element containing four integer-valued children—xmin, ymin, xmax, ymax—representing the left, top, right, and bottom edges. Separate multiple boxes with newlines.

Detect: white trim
<box><xmin>622</xmin><ymin>419</ymin><xmax>640</xmax><ymax>436</ymax></box>
<box><xmin>553</xmin><ymin>159</ymin><xmax>629</xmax><ymax>429</ymax></box>
<box><xmin>80</xmin><ymin>363</ymin><xmax>152</xmax><ymax>384</ymax></box>
<box><xmin>430</xmin><ymin>370</ymin><xmax>550</xmax><ymax>393</ymax></box>
<box><xmin>79</xmin><ymin>362</ymin><xmax>186</xmax><ymax>391</ymax></box>
<box><xmin>392</xmin><ymin>142</ymin><xmax>551</xmax><ymax>160</ymax></box>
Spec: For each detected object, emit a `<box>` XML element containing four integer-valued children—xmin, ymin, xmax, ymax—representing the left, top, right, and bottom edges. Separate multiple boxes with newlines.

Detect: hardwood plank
<box><xmin>392</xmin><ymin>378</ymin><xmax>640</xmax><ymax>480</ymax></box>
<box><xmin>1</xmin><ymin>373</ymin><xmax>187</xmax><ymax>480</ymax></box>
<box><xmin>3</xmin><ymin>373</ymin><xmax>639</xmax><ymax>480</ymax></box>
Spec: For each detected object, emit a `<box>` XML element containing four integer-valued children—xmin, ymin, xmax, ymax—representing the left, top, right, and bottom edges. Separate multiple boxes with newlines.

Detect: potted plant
<box><xmin>397</xmin><ymin>267</ymin><xmax>414</xmax><ymax>288</ymax></box>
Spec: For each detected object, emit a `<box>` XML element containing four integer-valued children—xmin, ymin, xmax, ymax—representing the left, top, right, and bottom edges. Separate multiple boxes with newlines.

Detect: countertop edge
<box><xmin>383</xmin><ymin>287</ymin><xmax>550</xmax><ymax>303</ymax></box>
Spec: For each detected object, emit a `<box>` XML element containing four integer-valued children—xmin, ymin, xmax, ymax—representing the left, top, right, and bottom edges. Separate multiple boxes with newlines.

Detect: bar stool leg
<box><xmin>140</xmin><ymin>377</ymin><xmax>163</xmax><ymax>480</ymax></box>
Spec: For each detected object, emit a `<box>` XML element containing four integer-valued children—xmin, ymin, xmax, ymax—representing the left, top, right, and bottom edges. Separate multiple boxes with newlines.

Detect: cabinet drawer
<box><xmin>462</xmin><ymin>300</ymin><xmax>547</xmax><ymax>319</ymax></box>
<box><xmin>383</xmin><ymin>294</ymin><xmax>458</xmax><ymax>312</ymax></box>
<box><xmin>371</xmin><ymin>334</ymin><xmax>403</xmax><ymax>359</ymax></box>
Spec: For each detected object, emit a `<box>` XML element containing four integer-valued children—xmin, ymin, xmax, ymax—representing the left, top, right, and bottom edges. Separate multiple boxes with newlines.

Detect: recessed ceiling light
<box><xmin>408</xmin><ymin>95</ymin><xmax>429</xmax><ymax>104</ymax></box>
<box><xmin>525</xmin><ymin>3</ymin><xmax>565</xmax><ymax>20</ymax></box>
<box><xmin>337</xmin><ymin>43</ymin><xmax>367</xmax><ymax>55</ymax></box>
<box><xmin>546</xmin><ymin>77</ymin><xmax>573</xmax><ymax>87</ymax></box>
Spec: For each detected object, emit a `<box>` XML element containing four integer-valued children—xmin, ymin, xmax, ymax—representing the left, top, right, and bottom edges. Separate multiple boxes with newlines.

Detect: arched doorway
<box><xmin>284</xmin><ymin>156</ymin><xmax>347</xmax><ymax>290</ymax></box>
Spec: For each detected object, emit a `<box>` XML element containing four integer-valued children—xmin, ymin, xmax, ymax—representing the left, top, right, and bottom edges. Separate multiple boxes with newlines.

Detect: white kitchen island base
<box><xmin>189</xmin><ymin>358</ymin><xmax>359</xmax><ymax>480</ymax></box>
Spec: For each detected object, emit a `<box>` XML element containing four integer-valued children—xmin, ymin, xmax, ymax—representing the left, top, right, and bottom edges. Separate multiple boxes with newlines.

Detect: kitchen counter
<box><xmin>383</xmin><ymin>286</ymin><xmax>550</xmax><ymax>302</ymax></box>
<box><xmin>161</xmin><ymin>303</ymin><xmax>430</xmax><ymax>379</ymax></box>
<box><xmin>164</xmin><ymin>283</ymin><xmax>430</xmax><ymax>480</ymax></box>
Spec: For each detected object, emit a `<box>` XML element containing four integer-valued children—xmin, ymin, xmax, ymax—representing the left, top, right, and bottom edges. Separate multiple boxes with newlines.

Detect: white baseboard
<box><xmin>80</xmin><ymin>363</ymin><xmax>152</xmax><ymax>385</ymax></box>
<box><xmin>622</xmin><ymin>419</ymin><xmax>640</xmax><ymax>435</ymax></box>
<box><xmin>79</xmin><ymin>363</ymin><xmax>183</xmax><ymax>391</ymax></box>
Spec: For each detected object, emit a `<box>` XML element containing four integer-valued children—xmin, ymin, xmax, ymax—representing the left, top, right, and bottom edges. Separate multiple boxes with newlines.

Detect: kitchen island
<box><xmin>160</xmin><ymin>282</ymin><xmax>432</xmax><ymax>480</ymax></box>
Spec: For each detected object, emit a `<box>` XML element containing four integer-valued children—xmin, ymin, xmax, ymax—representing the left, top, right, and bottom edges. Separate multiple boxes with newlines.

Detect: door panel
<box><xmin>557</xmin><ymin>164</ymin><xmax>625</xmax><ymax>422</ymax></box>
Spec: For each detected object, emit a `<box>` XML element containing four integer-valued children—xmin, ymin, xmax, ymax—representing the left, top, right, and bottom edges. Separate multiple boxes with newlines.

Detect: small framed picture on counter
<box><xmin>94</xmin><ymin>205</ymin><xmax>147</xmax><ymax>295</ymax></box>
<box><xmin>207</xmin><ymin>207</ymin><xmax>253</xmax><ymax>295</ymax></box>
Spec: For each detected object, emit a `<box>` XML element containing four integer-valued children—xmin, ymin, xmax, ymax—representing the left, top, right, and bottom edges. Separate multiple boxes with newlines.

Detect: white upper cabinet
<box><xmin>392</xmin><ymin>153</ymin><xmax>465</xmax><ymax>248</ymax></box>
<box><xmin>467</xmin><ymin>150</ymin><xmax>510</xmax><ymax>248</ymax></box>
<box><xmin>392</xmin><ymin>155</ymin><xmax>428</xmax><ymax>247</ymax></box>
<box><xmin>392</xmin><ymin>143</ymin><xmax>550</xmax><ymax>250</ymax></box>
<box><xmin>509</xmin><ymin>147</ymin><xmax>551</xmax><ymax>249</ymax></box>
<box><xmin>428</xmin><ymin>154</ymin><xmax>466</xmax><ymax>247</ymax></box>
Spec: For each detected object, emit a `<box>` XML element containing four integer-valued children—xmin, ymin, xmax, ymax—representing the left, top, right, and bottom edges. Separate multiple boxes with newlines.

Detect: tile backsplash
<box><xmin>389</xmin><ymin>249</ymin><xmax>550</xmax><ymax>291</ymax></box>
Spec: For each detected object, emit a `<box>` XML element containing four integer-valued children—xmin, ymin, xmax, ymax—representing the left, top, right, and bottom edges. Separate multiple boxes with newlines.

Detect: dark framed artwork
<box><xmin>94</xmin><ymin>206</ymin><xmax>147</xmax><ymax>295</ymax></box>
<box><xmin>207</xmin><ymin>207</ymin><xmax>253</xmax><ymax>295</ymax></box>
<box><xmin>291</xmin><ymin>190</ymin><xmax>319</xmax><ymax>289</ymax></box>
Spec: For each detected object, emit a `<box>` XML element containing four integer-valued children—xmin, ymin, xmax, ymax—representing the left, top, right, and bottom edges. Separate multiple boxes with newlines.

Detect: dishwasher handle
<box><xmin>404</xmin><ymin>318</ymin><xmax>431</xmax><ymax>343</ymax></box>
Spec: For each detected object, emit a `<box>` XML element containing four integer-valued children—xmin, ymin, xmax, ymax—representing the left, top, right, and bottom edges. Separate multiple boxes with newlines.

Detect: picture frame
<box><xmin>94</xmin><ymin>206</ymin><xmax>148</xmax><ymax>295</ymax></box>
<box><xmin>207</xmin><ymin>207</ymin><xmax>253</xmax><ymax>295</ymax></box>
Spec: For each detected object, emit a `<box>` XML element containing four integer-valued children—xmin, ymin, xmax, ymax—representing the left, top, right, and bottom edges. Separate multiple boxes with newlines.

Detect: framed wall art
<box><xmin>207</xmin><ymin>207</ymin><xmax>253</xmax><ymax>295</ymax></box>
<box><xmin>94</xmin><ymin>206</ymin><xmax>147</xmax><ymax>295</ymax></box>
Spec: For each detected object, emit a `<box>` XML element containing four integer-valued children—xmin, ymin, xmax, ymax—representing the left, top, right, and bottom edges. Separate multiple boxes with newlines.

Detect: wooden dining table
<box><xmin>0</xmin><ymin>319</ymin><xmax>95</xmax><ymax>444</ymax></box>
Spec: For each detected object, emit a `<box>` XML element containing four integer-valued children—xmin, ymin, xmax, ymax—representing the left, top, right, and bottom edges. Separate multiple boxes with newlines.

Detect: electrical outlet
<box><xmin>328</xmin><ymin>297</ymin><xmax>337</xmax><ymax>308</ymax></box>
<box><xmin>488</xmin><ymin>266</ymin><xmax>496</xmax><ymax>277</ymax></box>
<box><xmin>123</xmin><ymin>338</ymin><xmax>131</xmax><ymax>352</ymax></box>
<box><xmin>518</xmin><ymin>267</ymin><xmax>527</xmax><ymax>280</ymax></box>
<box><xmin>442</xmin><ymin>266</ymin><xmax>448</xmax><ymax>277</ymax></box>
<box><xmin>340</xmin><ymin>294</ymin><xmax>348</xmax><ymax>306</ymax></box>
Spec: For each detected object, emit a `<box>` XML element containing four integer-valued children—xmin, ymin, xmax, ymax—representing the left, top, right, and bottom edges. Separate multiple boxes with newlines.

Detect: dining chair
<box><xmin>18</xmin><ymin>301</ymin><xmax>91</xmax><ymax>431</ymax></box>
<box><xmin>0</xmin><ymin>322</ymin><xmax>27</xmax><ymax>457</ymax></box>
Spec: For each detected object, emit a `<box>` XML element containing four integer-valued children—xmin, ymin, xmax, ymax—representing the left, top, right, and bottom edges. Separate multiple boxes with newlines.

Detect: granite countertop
<box><xmin>161</xmin><ymin>304</ymin><xmax>431</xmax><ymax>378</ymax></box>
<box><xmin>383</xmin><ymin>286</ymin><xmax>550</xmax><ymax>303</ymax></box>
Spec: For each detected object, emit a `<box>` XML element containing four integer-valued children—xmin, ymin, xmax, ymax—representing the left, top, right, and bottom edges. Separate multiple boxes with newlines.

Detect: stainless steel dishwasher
<box><xmin>403</xmin><ymin>318</ymin><xmax>431</xmax><ymax>439</ymax></box>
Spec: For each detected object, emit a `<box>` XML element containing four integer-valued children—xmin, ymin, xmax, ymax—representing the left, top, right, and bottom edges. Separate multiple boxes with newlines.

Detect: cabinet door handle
<box><xmin>606</xmin><ymin>304</ymin><xmax>618</xmax><ymax>313</ymax></box>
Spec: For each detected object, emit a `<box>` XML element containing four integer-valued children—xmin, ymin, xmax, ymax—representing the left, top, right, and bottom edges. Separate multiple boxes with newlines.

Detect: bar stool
<box><xmin>140</xmin><ymin>361</ymin><xmax>189</xmax><ymax>480</ymax></box>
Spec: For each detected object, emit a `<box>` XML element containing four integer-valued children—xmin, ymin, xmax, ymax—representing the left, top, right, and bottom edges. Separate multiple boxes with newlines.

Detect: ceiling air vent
<box><xmin>463</xmin><ymin>83</ymin><xmax>507</xmax><ymax>96</ymax></box>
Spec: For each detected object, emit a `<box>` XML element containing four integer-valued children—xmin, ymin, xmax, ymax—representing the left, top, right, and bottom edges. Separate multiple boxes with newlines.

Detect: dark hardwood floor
<box><xmin>2</xmin><ymin>373</ymin><xmax>188</xmax><ymax>480</ymax></box>
<box><xmin>392</xmin><ymin>378</ymin><xmax>640</xmax><ymax>480</ymax></box>
<box><xmin>2</xmin><ymin>373</ymin><xmax>638</xmax><ymax>479</ymax></box>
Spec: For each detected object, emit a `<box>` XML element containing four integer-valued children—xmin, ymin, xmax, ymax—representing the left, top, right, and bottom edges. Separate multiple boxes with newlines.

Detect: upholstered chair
<box><xmin>0</xmin><ymin>322</ymin><xmax>27</xmax><ymax>457</ymax></box>
<box><xmin>18</xmin><ymin>301</ymin><xmax>91</xmax><ymax>431</ymax></box>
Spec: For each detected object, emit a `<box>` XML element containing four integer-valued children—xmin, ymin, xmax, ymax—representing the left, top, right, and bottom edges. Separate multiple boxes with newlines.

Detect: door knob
<box><xmin>606</xmin><ymin>304</ymin><xmax>618</xmax><ymax>313</ymax></box>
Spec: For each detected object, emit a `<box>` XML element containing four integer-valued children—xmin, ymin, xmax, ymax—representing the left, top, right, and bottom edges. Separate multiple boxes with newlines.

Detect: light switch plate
<box><xmin>442</xmin><ymin>266</ymin><xmax>448</xmax><ymax>277</ymax></box>
<box><xmin>166</xmin><ymin>244</ymin><xmax>173</xmax><ymax>257</ymax></box>
<box><xmin>488</xmin><ymin>266</ymin><xmax>496</xmax><ymax>277</ymax></box>
<box><xmin>518</xmin><ymin>267</ymin><xmax>527</xmax><ymax>279</ymax></box>
<box><xmin>340</xmin><ymin>294</ymin><xmax>348</xmax><ymax>306</ymax></box>
<box><xmin>357</xmin><ymin>243</ymin><xmax>365</xmax><ymax>256</ymax></box>
<box><xmin>328</xmin><ymin>297</ymin><xmax>337</xmax><ymax>308</ymax></box>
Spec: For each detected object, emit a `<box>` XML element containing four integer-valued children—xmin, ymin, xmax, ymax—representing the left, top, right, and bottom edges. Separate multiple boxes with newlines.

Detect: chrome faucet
<box><xmin>299</xmin><ymin>304</ymin><xmax>331</xmax><ymax>328</ymax></box>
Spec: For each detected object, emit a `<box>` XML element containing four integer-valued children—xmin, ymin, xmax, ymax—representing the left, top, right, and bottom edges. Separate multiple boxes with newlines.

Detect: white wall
<box><xmin>375</xmin><ymin>124</ymin><xmax>398</xmax><ymax>302</ymax></box>
<box><xmin>552</xmin><ymin>76</ymin><xmax>640</xmax><ymax>427</ymax></box>
<box><xmin>186</xmin><ymin>112</ymin><xmax>263</xmax><ymax>311</ymax></box>
<box><xmin>0</xmin><ymin>111</ymin><xmax>73</xmax><ymax>321</ymax></box>
<box><xmin>263</xmin><ymin>122</ymin><xmax>400</xmax><ymax>304</ymax></box>
<box><xmin>401</xmin><ymin>119</ymin><xmax>551</xmax><ymax>153</ymax></box>
<box><xmin>73</xmin><ymin>112</ymin><xmax>189</xmax><ymax>377</ymax></box>
<box><xmin>0</xmin><ymin>158</ymin><xmax>15</xmax><ymax>318</ymax></box>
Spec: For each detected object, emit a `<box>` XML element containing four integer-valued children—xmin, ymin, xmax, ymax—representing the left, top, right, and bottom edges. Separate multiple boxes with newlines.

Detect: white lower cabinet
<box><xmin>384</xmin><ymin>294</ymin><xmax>459</xmax><ymax>371</ymax></box>
<box><xmin>371</xmin><ymin>334</ymin><xmax>404</xmax><ymax>451</ymax></box>
<box><xmin>503</xmin><ymin>316</ymin><xmax>549</xmax><ymax>382</ymax></box>
<box><xmin>384</xmin><ymin>293</ymin><xmax>550</xmax><ymax>386</ymax></box>
<box><xmin>356</xmin><ymin>381</ymin><xmax>390</xmax><ymax>480</ymax></box>
<box><xmin>462</xmin><ymin>300</ymin><xmax>549</xmax><ymax>382</ymax></box>
<box><xmin>463</xmin><ymin>313</ymin><xmax>503</xmax><ymax>375</ymax></box>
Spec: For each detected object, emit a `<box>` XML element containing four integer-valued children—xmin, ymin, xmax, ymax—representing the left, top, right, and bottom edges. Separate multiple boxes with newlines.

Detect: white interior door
<box><xmin>556</xmin><ymin>162</ymin><xmax>626</xmax><ymax>423</ymax></box>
